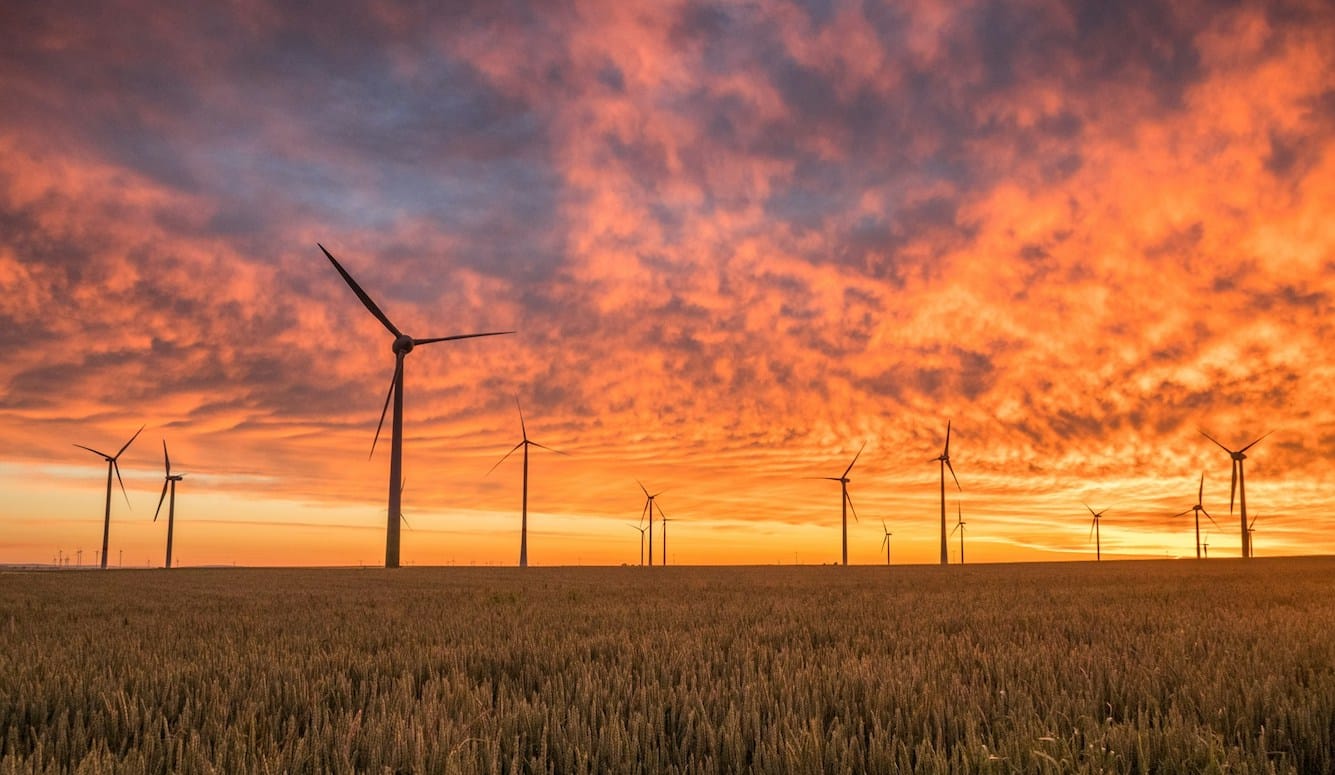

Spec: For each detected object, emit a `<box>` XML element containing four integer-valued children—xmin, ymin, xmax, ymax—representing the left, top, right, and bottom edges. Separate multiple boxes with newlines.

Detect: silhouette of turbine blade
<box><xmin>74</xmin><ymin>443</ymin><xmax>111</xmax><ymax>459</ymax></box>
<box><xmin>1084</xmin><ymin>503</ymin><xmax>1096</xmax><ymax>517</ymax></box>
<box><xmin>115</xmin><ymin>425</ymin><xmax>145</xmax><ymax>459</ymax></box>
<box><xmin>162</xmin><ymin>440</ymin><xmax>171</xmax><ymax>477</ymax></box>
<box><xmin>515</xmin><ymin>397</ymin><xmax>528</xmax><ymax>441</ymax></box>
<box><xmin>944</xmin><ymin>420</ymin><xmax>952</xmax><ymax>457</ymax></box>
<box><xmin>1199</xmin><ymin>429</ymin><xmax>1232</xmax><ymax>454</ymax></box>
<box><xmin>529</xmin><ymin>441</ymin><xmax>568</xmax><ymax>456</ymax></box>
<box><xmin>1197</xmin><ymin>473</ymin><xmax>1204</xmax><ymax>504</ymax></box>
<box><xmin>413</xmin><ymin>331</ymin><xmax>514</xmax><ymax>346</ymax></box>
<box><xmin>113</xmin><ymin>460</ymin><xmax>131</xmax><ymax>509</ymax></box>
<box><xmin>486</xmin><ymin>441</ymin><xmax>525</xmax><ymax>476</ymax></box>
<box><xmin>369</xmin><ymin>360</ymin><xmax>401</xmax><ymax>460</ymax></box>
<box><xmin>154</xmin><ymin>478</ymin><xmax>169</xmax><ymax>522</ymax></box>
<box><xmin>842</xmin><ymin>442</ymin><xmax>866</xmax><ymax>478</ymax></box>
<box><xmin>845</xmin><ymin>491</ymin><xmax>859</xmax><ymax>523</ymax></box>
<box><xmin>1240</xmin><ymin>430</ymin><xmax>1273</xmax><ymax>453</ymax></box>
<box><xmin>1203</xmin><ymin>509</ymin><xmax>1219</xmax><ymax>529</ymax></box>
<box><xmin>946</xmin><ymin>459</ymin><xmax>960</xmax><ymax>490</ymax></box>
<box><xmin>318</xmin><ymin>244</ymin><xmax>401</xmax><ymax>337</ymax></box>
<box><xmin>1089</xmin><ymin>518</ymin><xmax>1097</xmax><ymax>541</ymax></box>
<box><xmin>638</xmin><ymin>480</ymin><xmax>650</xmax><ymax>498</ymax></box>
<box><xmin>1229</xmin><ymin>460</ymin><xmax>1238</xmax><ymax>514</ymax></box>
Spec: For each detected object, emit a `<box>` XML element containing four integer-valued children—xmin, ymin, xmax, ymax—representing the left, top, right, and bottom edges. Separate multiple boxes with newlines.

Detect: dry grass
<box><xmin>2</xmin><ymin>558</ymin><xmax>1333</xmax><ymax>773</ymax></box>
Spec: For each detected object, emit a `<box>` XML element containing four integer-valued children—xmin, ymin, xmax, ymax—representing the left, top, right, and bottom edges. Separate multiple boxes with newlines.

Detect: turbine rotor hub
<box><xmin>392</xmin><ymin>334</ymin><xmax>415</xmax><ymax>355</ymax></box>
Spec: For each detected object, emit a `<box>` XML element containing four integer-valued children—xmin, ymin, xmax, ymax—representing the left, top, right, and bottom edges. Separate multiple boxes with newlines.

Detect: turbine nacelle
<box><xmin>392</xmin><ymin>334</ymin><xmax>415</xmax><ymax>355</ymax></box>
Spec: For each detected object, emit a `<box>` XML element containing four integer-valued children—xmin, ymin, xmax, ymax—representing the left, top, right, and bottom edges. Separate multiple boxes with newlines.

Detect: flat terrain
<box><xmin>1</xmin><ymin>559</ymin><xmax>1333</xmax><ymax>774</ymax></box>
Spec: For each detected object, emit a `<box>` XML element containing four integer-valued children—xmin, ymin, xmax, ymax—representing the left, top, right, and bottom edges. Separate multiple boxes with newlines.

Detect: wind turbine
<box><xmin>880</xmin><ymin>521</ymin><xmax>893</xmax><ymax>566</ymax></box>
<box><xmin>810</xmin><ymin>442</ymin><xmax>865</xmax><ymax>566</ymax></box>
<box><xmin>660</xmin><ymin>512</ymin><xmax>674</xmax><ymax>566</ymax></box>
<box><xmin>1085</xmin><ymin>504</ymin><xmax>1107</xmax><ymax>561</ymax></box>
<box><xmin>75</xmin><ymin>425</ymin><xmax>143</xmax><ymax>570</ymax></box>
<box><xmin>153</xmin><ymin>440</ymin><xmax>185</xmax><ymax>569</ymax></box>
<box><xmin>638</xmin><ymin>482</ymin><xmax>664</xmax><ymax>567</ymax></box>
<box><xmin>933</xmin><ymin>422</ymin><xmax>960</xmax><ymax>566</ymax></box>
<box><xmin>1202</xmin><ymin>532</ymin><xmax>1210</xmax><ymax>559</ymax></box>
<box><xmin>1173</xmin><ymin>473</ymin><xmax>1218</xmax><ymax>560</ymax></box>
<box><xmin>318</xmin><ymin>244</ymin><xmax>512</xmax><ymax>568</ymax></box>
<box><xmin>1247</xmin><ymin>514</ymin><xmax>1261</xmax><ymax>556</ymax></box>
<box><xmin>1199</xmin><ymin>429</ymin><xmax>1272</xmax><ymax>558</ymax></box>
<box><xmin>951</xmin><ymin>504</ymin><xmax>966</xmax><ymax>565</ymax></box>
<box><xmin>629</xmin><ymin>522</ymin><xmax>649</xmax><ymax>566</ymax></box>
<box><xmin>488</xmin><ymin>398</ymin><xmax>567</xmax><ymax>567</ymax></box>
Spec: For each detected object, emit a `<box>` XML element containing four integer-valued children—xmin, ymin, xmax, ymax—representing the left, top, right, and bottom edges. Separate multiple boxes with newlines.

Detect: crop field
<box><xmin>1</xmin><ymin>559</ymin><xmax>1333</xmax><ymax>774</ymax></box>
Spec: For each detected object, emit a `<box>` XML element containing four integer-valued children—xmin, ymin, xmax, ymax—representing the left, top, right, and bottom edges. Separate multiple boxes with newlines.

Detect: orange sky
<box><xmin>1</xmin><ymin>0</ymin><xmax>1332</xmax><ymax>566</ymax></box>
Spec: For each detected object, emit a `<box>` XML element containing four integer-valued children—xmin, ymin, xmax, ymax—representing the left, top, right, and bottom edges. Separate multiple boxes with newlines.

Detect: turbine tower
<box><xmin>1199</xmin><ymin>429</ymin><xmax>1271</xmax><ymax>558</ymax></box>
<box><xmin>660</xmin><ymin>512</ymin><xmax>673</xmax><ymax>566</ymax></box>
<box><xmin>880</xmin><ymin>521</ymin><xmax>893</xmax><ymax>566</ymax></box>
<box><xmin>811</xmin><ymin>443</ymin><xmax>865</xmax><ymax>566</ymax></box>
<box><xmin>638</xmin><ymin>482</ymin><xmax>664</xmax><ymax>567</ymax></box>
<box><xmin>1173</xmin><ymin>473</ymin><xmax>1218</xmax><ymax>560</ymax></box>
<box><xmin>488</xmin><ymin>398</ymin><xmax>566</xmax><ymax>567</ymax></box>
<box><xmin>933</xmin><ymin>422</ymin><xmax>960</xmax><ymax>565</ymax></box>
<box><xmin>153</xmin><ymin>440</ymin><xmax>185</xmax><ymax>569</ymax></box>
<box><xmin>952</xmin><ymin>504</ymin><xmax>966</xmax><ymax>565</ymax></box>
<box><xmin>1085</xmin><ymin>504</ymin><xmax>1107</xmax><ymax>561</ymax></box>
<box><xmin>318</xmin><ymin>244</ymin><xmax>512</xmax><ymax>568</ymax></box>
<box><xmin>75</xmin><ymin>425</ymin><xmax>143</xmax><ymax>570</ymax></box>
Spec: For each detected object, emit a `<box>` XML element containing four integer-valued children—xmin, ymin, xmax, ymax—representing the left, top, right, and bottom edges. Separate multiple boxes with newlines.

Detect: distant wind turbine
<box><xmin>880</xmin><ymin>521</ymin><xmax>893</xmax><ymax>566</ymax></box>
<box><xmin>1173</xmin><ymin>473</ymin><xmax>1218</xmax><ymax>560</ymax></box>
<box><xmin>75</xmin><ymin>425</ymin><xmax>143</xmax><ymax>570</ymax></box>
<box><xmin>1199</xmin><ymin>429</ymin><xmax>1272</xmax><ymax>559</ymax></box>
<box><xmin>638</xmin><ymin>482</ymin><xmax>664</xmax><ymax>567</ymax></box>
<box><xmin>809</xmin><ymin>443</ymin><xmax>865</xmax><ymax>566</ymax></box>
<box><xmin>1085</xmin><ymin>504</ymin><xmax>1107</xmax><ymax>561</ymax></box>
<box><xmin>318</xmin><ymin>244</ymin><xmax>513</xmax><ymax>568</ymax></box>
<box><xmin>952</xmin><ymin>504</ymin><xmax>967</xmax><ymax>565</ymax></box>
<box><xmin>488</xmin><ymin>398</ymin><xmax>567</xmax><ymax>567</ymax></box>
<box><xmin>660</xmin><ymin>513</ymin><xmax>676</xmax><ymax>566</ymax></box>
<box><xmin>933</xmin><ymin>422</ymin><xmax>960</xmax><ymax>566</ymax></box>
<box><xmin>629</xmin><ymin>522</ymin><xmax>649</xmax><ymax>566</ymax></box>
<box><xmin>153</xmin><ymin>440</ymin><xmax>185</xmax><ymax>569</ymax></box>
<box><xmin>1202</xmin><ymin>532</ymin><xmax>1210</xmax><ymax>559</ymax></box>
<box><xmin>1247</xmin><ymin>514</ymin><xmax>1261</xmax><ymax>556</ymax></box>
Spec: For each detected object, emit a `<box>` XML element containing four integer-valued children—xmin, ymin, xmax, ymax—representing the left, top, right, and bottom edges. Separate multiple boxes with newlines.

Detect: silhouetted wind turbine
<box><xmin>933</xmin><ymin>422</ymin><xmax>960</xmax><ymax>566</ymax></box>
<box><xmin>75</xmin><ymin>425</ymin><xmax>143</xmax><ymax>570</ymax></box>
<box><xmin>1174</xmin><ymin>473</ymin><xmax>1218</xmax><ymax>560</ymax></box>
<box><xmin>660</xmin><ymin>512</ymin><xmax>674</xmax><ymax>566</ymax></box>
<box><xmin>488</xmin><ymin>398</ymin><xmax>567</xmax><ymax>568</ymax></box>
<box><xmin>629</xmin><ymin>522</ymin><xmax>649</xmax><ymax>566</ymax></box>
<box><xmin>880</xmin><ymin>521</ymin><xmax>893</xmax><ymax>566</ymax></box>
<box><xmin>1202</xmin><ymin>532</ymin><xmax>1210</xmax><ymax>559</ymax></box>
<box><xmin>1247</xmin><ymin>514</ymin><xmax>1261</xmax><ymax>556</ymax></box>
<box><xmin>809</xmin><ymin>442</ymin><xmax>864</xmax><ymax>566</ymax></box>
<box><xmin>638</xmin><ymin>482</ymin><xmax>664</xmax><ymax>567</ymax></box>
<box><xmin>951</xmin><ymin>504</ymin><xmax>966</xmax><ymax>565</ymax></box>
<box><xmin>153</xmin><ymin>440</ymin><xmax>185</xmax><ymax>569</ymax></box>
<box><xmin>1085</xmin><ymin>504</ymin><xmax>1107</xmax><ymax>561</ymax></box>
<box><xmin>1199</xmin><ymin>429</ymin><xmax>1271</xmax><ymax>559</ymax></box>
<box><xmin>318</xmin><ymin>244</ymin><xmax>512</xmax><ymax>568</ymax></box>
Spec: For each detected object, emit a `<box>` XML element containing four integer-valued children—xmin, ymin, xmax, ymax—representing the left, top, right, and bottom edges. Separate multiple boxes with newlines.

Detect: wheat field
<box><xmin>2</xmin><ymin>558</ymin><xmax>1333</xmax><ymax>773</ymax></box>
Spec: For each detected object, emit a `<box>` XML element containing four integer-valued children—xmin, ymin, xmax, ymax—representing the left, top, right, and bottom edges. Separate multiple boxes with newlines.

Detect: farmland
<box><xmin>1</xmin><ymin>559</ymin><xmax>1333</xmax><ymax>774</ymax></box>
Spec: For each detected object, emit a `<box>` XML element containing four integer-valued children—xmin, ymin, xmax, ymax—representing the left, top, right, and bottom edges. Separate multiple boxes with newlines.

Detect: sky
<box><xmin>1</xmin><ymin>0</ymin><xmax>1332</xmax><ymax>567</ymax></box>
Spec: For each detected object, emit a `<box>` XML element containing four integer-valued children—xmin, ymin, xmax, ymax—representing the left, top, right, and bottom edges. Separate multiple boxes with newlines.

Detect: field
<box><xmin>2</xmin><ymin>559</ymin><xmax>1333</xmax><ymax>774</ymax></box>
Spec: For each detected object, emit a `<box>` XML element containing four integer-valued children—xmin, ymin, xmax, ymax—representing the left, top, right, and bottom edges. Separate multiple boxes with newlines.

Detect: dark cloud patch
<box><xmin>1068</xmin><ymin>0</ymin><xmax>1206</xmax><ymax>110</ymax></box>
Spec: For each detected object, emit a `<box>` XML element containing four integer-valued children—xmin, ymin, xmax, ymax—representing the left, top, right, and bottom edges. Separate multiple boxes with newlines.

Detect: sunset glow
<box><xmin>2</xmin><ymin>1</ymin><xmax>1332</xmax><ymax>566</ymax></box>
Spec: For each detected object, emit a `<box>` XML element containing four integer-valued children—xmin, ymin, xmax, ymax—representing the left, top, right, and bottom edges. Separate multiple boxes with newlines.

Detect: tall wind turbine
<box><xmin>880</xmin><ymin>521</ymin><xmax>893</xmax><ymax>566</ymax></box>
<box><xmin>75</xmin><ymin>425</ymin><xmax>143</xmax><ymax>570</ymax></box>
<box><xmin>1174</xmin><ymin>473</ymin><xmax>1218</xmax><ymax>560</ymax></box>
<box><xmin>951</xmin><ymin>504</ymin><xmax>967</xmax><ymax>565</ymax></box>
<box><xmin>318</xmin><ymin>244</ymin><xmax>512</xmax><ymax>568</ymax></box>
<box><xmin>933</xmin><ymin>422</ymin><xmax>960</xmax><ymax>566</ymax></box>
<box><xmin>1199</xmin><ymin>429</ymin><xmax>1271</xmax><ymax>558</ymax></box>
<box><xmin>488</xmin><ymin>398</ymin><xmax>567</xmax><ymax>567</ymax></box>
<box><xmin>629</xmin><ymin>522</ymin><xmax>649</xmax><ymax>566</ymax></box>
<box><xmin>811</xmin><ymin>442</ymin><xmax>865</xmax><ymax>566</ymax></box>
<box><xmin>638</xmin><ymin>482</ymin><xmax>664</xmax><ymax>567</ymax></box>
<box><xmin>1085</xmin><ymin>504</ymin><xmax>1107</xmax><ymax>561</ymax></box>
<box><xmin>153</xmin><ymin>440</ymin><xmax>185</xmax><ymax>569</ymax></box>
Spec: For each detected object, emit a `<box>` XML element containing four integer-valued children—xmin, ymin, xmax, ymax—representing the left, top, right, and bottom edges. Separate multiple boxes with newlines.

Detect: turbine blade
<box><xmin>1229</xmin><ymin>461</ymin><xmax>1238</xmax><ymax>514</ymax></box>
<box><xmin>486</xmin><ymin>441</ymin><xmax>525</xmax><ymax>476</ymax></box>
<box><xmin>946</xmin><ymin>459</ymin><xmax>960</xmax><ymax>491</ymax></box>
<box><xmin>944</xmin><ymin>420</ymin><xmax>952</xmax><ymax>457</ymax></box>
<box><xmin>1203</xmin><ymin>510</ymin><xmax>1220</xmax><ymax>529</ymax></box>
<box><xmin>153</xmin><ymin>479</ymin><xmax>169</xmax><ymax>522</ymax></box>
<box><xmin>318</xmin><ymin>244</ymin><xmax>401</xmax><ymax>337</ymax></box>
<box><xmin>1089</xmin><ymin>518</ymin><xmax>1096</xmax><ymax>541</ymax></box>
<box><xmin>74</xmin><ymin>444</ymin><xmax>111</xmax><ymax>459</ymax></box>
<box><xmin>1172</xmin><ymin>509</ymin><xmax>1193</xmax><ymax>518</ymax></box>
<box><xmin>1197</xmin><ymin>473</ymin><xmax>1204</xmax><ymax>504</ymax></box>
<box><xmin>638</xmin><ymin>480</ymin><xmax>650</xmax><ymax>498</ymax></box>
<box><xmin>1250</xmin><ymin>514</ymin><xmax>1260</xmax><ymax>529</ymax></box>
<box><xmin>656</xmin><ymin>502</ymin><xmax>666</xmax><ymax>520</ymax></box>
<box><xmin>115</xmin><ymin>425</ymin><xmax>144</xmax><ymax>459</ymax></box>
<box><xmin>1198</xmin><ymin>429</ymin><xmax>1232</xmax><ymax>454</ymax></box>
<box><xmin>530</xmin><ymin>441</ymin><xmax>568</xmax><ymax>456</ymax></box>
<box><xmin>369</xmin><ymin>361</ymin><xmax>400</xmax><ymax>460</ymax></box>
<box><xmin>880</xmin><ymin>534</ymin><xmax>888</xmax><ymax>549</ymax></box>
<box><xmin>845</xmin><ymin>491</ymin><xmax>859</xmax><ymax>523</ymax></box>
<box><xmin>114</xmin><ymin>461</ymin><xmax>131</xmax><ymax>509</ymax></box>
<box><xmin>162</xmin><ymin>440</ymin><xmax>171</xmax><ymax>477</ymax></box>
<box><xmin>1084</xmin><ymin>503</ymin><xmax>1096</xmax><ymax>517</ymax></box>
<box><xmin>412</xmin><ymin>331</ymin><xmax>515</xmax><ymax>346</ymax></box>
<box><xmin>515</xmin><ymin>397</ymin><xmax>528</xmax><ymax>441</ymax></box>
<box><xmin>1239</xmin><ymin>430</ymin><xmax>1274</xmax><ymax>453</ymax></box>
<box><xmin>842</xmin><ymin>441</ymin><xmax>866</xmax><ymax>478</ymax></box>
